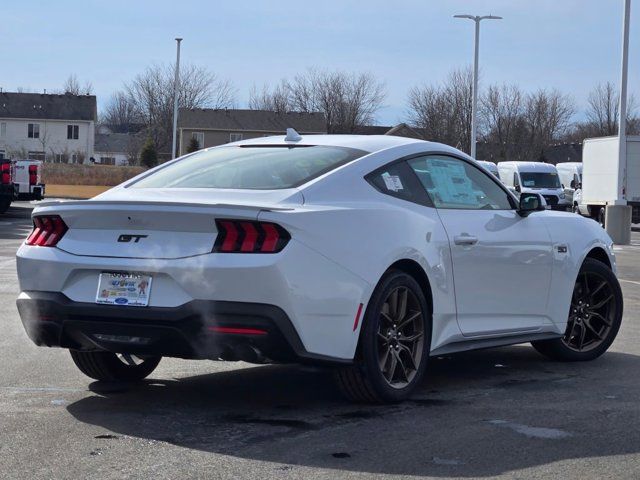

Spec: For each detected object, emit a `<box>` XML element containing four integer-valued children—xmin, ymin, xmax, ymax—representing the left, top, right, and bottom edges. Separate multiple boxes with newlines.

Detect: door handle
<box><xmin>453</xmin><ymin>235</ymin><xmax>478</xmax><ymax>246</ymax></box>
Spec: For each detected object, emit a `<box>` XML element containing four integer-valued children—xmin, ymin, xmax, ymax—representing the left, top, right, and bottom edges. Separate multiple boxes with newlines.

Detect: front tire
<box><xmin>335</xmin><ymin>270</ymin><xmax>431</xmax><ymax>403</ymax></box>
<box><xmin>532</xmin><ymin>258</ymin><xmax>622</xmax><ymax>361</ymax></box>
<box><xmin>70</xmin><ymin>350</ymin><xmax>161</xmax><ymax>381</ymax></box>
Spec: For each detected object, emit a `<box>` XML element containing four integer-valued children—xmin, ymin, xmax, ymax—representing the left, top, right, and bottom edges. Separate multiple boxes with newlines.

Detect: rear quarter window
<box><xmin>365</xmin><ymin>161</ymin><xmax>432</xmax><ymax>206</ymax></box>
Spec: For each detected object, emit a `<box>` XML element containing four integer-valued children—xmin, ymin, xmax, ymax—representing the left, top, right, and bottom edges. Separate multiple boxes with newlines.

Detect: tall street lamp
<box><xmin>171</xmin><ymin>37</ymin><xmax>183</xmax><ymax>159</ymax></box>
<box><xmin>454</xmin><ymin>14</ymin><xmax>502</xmax><ymax>159</ymax></box>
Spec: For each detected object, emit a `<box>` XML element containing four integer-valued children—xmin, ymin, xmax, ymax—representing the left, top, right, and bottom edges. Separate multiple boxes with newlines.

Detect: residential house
<box><xmin>94</xmin><ymin>132</ymin><xmax>142</xmax><ymax>166</ymax></box>
<box><xmin>177</xmin><ymin>108</ymin><xmax>326</xmax><ymax>155</ymax></box>
<box><xmin>0</xmin><ymin>92</ymin><xmax>96</xmax><ymax>163</ymax></box>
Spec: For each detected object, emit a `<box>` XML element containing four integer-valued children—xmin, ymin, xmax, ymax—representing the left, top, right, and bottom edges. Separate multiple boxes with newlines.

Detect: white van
<box><xmin>497</xmin><ymin>161</ymin><xmax>571</xmax><ymax>211</ymax></box>
<box><xmin>556</xmin><ymin>162</ymin><xmax>582</xmax><ymax>212</ymax></box>
<box><xmin>476</xmin><ymin>160</ymin><xmax>499</xmax><ymax>178</ymax></box>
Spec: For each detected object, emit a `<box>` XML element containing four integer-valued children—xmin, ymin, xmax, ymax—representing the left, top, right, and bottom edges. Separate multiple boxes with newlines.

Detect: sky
<box><xmin>1</xmin><ymin>0</ymin><xmax>638</xmax><ymax>125</ymax></box>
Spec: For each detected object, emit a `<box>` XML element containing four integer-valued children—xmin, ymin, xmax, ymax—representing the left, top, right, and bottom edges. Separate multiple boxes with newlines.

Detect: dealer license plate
<box><xmin>96</xmin><ymin>272</ymin><xmax>152</xmax><ymax>307</ymax></box>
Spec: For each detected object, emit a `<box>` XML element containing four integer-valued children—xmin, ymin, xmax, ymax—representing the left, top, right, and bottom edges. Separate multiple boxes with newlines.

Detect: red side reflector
<box><xmin>208</xmin><ymin>326</ymin><xmax>268</xmax><ymax>335</ymax></box>
<box><xmin>353</xmin><ymin>303</ymin><xmax>364</xmax><ymax>331</ymax></box>
<box><xmin>25</xmin><ymin>215</ymin><xmax>68</xmax><ymax>247</ymax></box>
<box><xmin>213</xmin><ymin>219</ymin><xmax>290</xmax><ymax>254</ymax></box>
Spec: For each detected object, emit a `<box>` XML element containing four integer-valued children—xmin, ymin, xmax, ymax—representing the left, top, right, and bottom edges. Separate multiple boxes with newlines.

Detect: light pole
<box><xmin>454</xmin><ymin>14</ymin><xmax>502</xmax><ymax>159</ymax></box>
<box><xmin>618</xmin><ymin>0</ymin><xmax>631</xmax><ymax>192</ymax></box>
<box><xmin>606</xmin><ymin>0</ymin><xmax>632</xmax><ymax>244</ymax></box>
<box><xmin>171</xmin><ymin>38</ymin><xmax>183</xmax><ymax>159</ymax></box>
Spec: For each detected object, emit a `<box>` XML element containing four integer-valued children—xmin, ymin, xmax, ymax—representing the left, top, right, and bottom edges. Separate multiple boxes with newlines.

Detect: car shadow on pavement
<box><xmin>0</xmin><ymin>207</ymin><xmax>32</xmax><ymax>241</ymax></box>
<box><xmin>66</xmin><ymin>345</ymin><xmax>640</xmax><ymax>477</ymax></box>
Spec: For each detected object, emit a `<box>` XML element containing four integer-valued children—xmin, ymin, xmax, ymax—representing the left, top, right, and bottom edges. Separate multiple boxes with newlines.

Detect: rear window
<box><xmin>130</xmin><ymin>146</ymin><xmax>366</xmax><ymax>190</ymax></box>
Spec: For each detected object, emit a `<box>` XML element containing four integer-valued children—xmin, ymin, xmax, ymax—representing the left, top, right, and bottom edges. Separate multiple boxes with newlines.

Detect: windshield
<box><xmin>131</xmin><ymin>146</ymin><xmax>366</xmax><ymax>190</ymax></box>
<box><xmin>520</xmin><ymin>172</ymin><xmax>561</xmax><ymax>189</ymax></box>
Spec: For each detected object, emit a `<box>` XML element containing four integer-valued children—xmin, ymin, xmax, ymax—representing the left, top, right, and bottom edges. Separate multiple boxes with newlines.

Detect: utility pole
<box><xmin>171</xmin><ymin>37</ymin><xmax>183</xmax><ymax>159</ymax></box>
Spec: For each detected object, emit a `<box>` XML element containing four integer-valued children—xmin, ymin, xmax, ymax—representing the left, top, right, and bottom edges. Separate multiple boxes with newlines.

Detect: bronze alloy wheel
<box><xmin>376</xmin><ymin>286</ymin><xmax>425</xmax><ymax>389</ymax></box>
<box><xmin>564</xmin><ymin>270</ymin><xmax>617</xmax><ymax>352</ymax></box>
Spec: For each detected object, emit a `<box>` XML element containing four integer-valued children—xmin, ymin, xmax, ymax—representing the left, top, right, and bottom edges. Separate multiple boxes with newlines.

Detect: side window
<box><xmin>513</xmin><ymin>172</ymin><xmax>520</xmax><ymax>188</ymax></box>
<box><xmin>407</xmin><ymin>155</ymin><xmax>513</xmax><ymax>210</ymax></box>
<box><xmin>366</xmin><ymin>161</ymin><xmax>430</xmax><ymax>205</ymax></box>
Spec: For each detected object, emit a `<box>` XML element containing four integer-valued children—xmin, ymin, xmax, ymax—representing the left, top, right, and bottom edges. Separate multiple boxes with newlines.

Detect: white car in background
<box><xmin>556</xmin><ymin>162</ymin><xmax>583</xmax><ymax>213</ymax></box>
<box><xmin>16</xmin><ymin>133</ymin><xmax>622</xmax><ymax>403</ymax></box>
<box><xmin>476</xmin><ymin>160</ymin><xmax>499</xmax><ymax>178</ymax></box>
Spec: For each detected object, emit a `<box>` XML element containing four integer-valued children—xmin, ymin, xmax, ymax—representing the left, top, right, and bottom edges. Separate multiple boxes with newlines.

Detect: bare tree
<box><xmin>480</xmin><ymin>84</ymin><xmax>526</xmax><ymax>161</ymax></box>
<box><xmin>522</xmin><ymin>89</ymin><xmax>575</xmax><ymax>160</ymax></box>
<box><xmin>101</xmin><ymin>92</ymin><xmax>144</xmax><ymax>133</ymax></box>
<box><xmin>407</xmin><ymin>67</ymin><xmax>473</xmax><ymax>153</ymax></box>
<box><xmin>108</xmin><ymin>63</ymin><xmax>235</xmax><ymax>155</ymax></box>
<box><xmin>581</xmin><ymin>82</ymin><xmax>638</xmax><ymax>137</ymax></box>
<box><xmin>250</xmin><ymin>70</ymin><xmax>386</xmax><ymax>133</ymax></box>
<box><xmin>248</xmin><ymin>80</ymin><xmax>292</xmax><ymax>113</ymax></box>
<box><xmin>292</xmin><ymin>69</ymin><xmax>386</xmax><ymax>133</ymax></box>
<box><xmin>62</xmin><ymin>74</ymin><xmax>93</xmax><ymax>95</ymax></box>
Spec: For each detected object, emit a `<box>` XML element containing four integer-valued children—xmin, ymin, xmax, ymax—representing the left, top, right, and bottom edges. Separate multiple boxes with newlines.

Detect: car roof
<box><xmin>498</xmin><ymin>161</ymin><xmax>558</xmax><ymax>172</ymax></box>
<box><xmin>231</xmin><ymin>133</ymin><xmax>430</xmax><ymax>154</ymax></box>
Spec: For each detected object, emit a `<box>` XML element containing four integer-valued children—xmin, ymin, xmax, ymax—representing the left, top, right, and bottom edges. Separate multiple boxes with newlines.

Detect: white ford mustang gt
<box><xmin>16</xmin><ymin>133</ymin><xmax>623</xmax><ymax>403</ymax></box>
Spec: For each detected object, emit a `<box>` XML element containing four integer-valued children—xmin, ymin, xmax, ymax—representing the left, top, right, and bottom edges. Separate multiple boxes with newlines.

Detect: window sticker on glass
<box><xmin>382</xmin><ymin>172</ymin><xmax>404</xmax><ymax>192</ymax></box>
<box><xmin>523</xmin><ymin>180</ymin><xmax>536</xmax><ymax>187</ymax></box>
<box><xmin>428</xmin><ymin>159</ymin><xmax>477</xmax><ymax>205</ymax></box>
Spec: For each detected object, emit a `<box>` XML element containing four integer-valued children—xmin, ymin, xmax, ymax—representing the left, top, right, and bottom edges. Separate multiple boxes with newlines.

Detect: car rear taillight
<box><xmin>25</xmin><ymin>215</ymin><xmax>68</xmax><ymax>247</ymax></box>
<box><xmin>1</xmin><ymin>163</ymin><xmax>10</xmax><ymax>185</ymax></box>
<box><xmin>213</xmin><ymin>219</ymin><xmax>290</xmax><ymax>253</ymax></box>
<box><xmin>28</xmin><ymin>165</ymin><xmax>37</xmax><ymax>185</ymax></box>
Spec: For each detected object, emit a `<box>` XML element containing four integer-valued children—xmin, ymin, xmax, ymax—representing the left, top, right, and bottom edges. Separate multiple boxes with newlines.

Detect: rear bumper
<box><xmin>16</xmin><ymin>291</ymin><xmax>350</xmax><ymax>365</ymax></box>
<box><xmin>17</xmin><ymin>184</ymin><xmax>44</xmax><ymax>200</ymax></box>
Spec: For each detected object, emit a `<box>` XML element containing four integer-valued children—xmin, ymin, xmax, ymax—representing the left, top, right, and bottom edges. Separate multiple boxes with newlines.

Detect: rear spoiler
<box><xmin>32</xmin><ymin>199</ymin><xmax>294</xmax><ymax>213</ymax></box>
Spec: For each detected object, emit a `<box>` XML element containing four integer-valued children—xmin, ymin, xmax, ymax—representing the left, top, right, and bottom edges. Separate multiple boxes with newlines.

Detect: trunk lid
<box><xmin>34</xmin><ymin>188</ymin><xmax>302</xmax><ymax>259</ymax></box>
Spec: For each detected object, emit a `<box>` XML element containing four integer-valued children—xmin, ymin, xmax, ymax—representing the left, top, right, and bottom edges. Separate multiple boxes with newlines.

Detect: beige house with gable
<box><xmin>177</xmin><ymin>108</ymin><xmax>326</xmax><ymax>155</ymax></box>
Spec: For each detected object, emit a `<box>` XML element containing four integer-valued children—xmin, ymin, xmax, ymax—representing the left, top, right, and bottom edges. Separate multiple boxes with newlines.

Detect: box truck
<box><xmin>577</xmin><ymin>136</ymin><xmax>640</xmax><ymax>226</ymax></box>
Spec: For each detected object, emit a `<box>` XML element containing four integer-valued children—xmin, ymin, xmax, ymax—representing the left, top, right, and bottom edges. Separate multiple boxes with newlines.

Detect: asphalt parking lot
<box><xmin>2</xmin><ymin>202</ymin><xmax>640</xmax><ymax>479</ymax></box>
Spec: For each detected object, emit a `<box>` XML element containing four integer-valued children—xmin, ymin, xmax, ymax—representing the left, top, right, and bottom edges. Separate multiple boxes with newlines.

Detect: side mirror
<box><xmin>576</xmin><ymin>182</ymin><xmax>582</xmax><ymax>190</ymax></box>
<box><xmin>518</xmin><ymin>192</ymin><xmax>546</xmax><ymax>217</ymax></box>
<box><xmin>514</xmin><ymin>184</ymin><xmax>521</xmax><ymax>193</ymax></box>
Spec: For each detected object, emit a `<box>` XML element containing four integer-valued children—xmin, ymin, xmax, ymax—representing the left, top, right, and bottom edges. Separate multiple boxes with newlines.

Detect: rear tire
<box><xmin>335</xmin><ymin>270</ymin><xmax>431</xmax><ymax>403</ymax></box>
<box><xmin>70</xmin><ymin>350</ymin><xmax>161</xmax><ymax>381</ymax></box>
<box><xmin>532</xmin><ymin>258</ymin><xmax>622</xmax><ymax>361</ymax></box>
<box><xmin>597</xmin><ymin>208</ymin><xmax>606</xmax><ymax>228</ymax></box>
<box><xmin>0</xmin><ymin>200</ymin><xmax>10</xmax><ymax>214</ymax></box>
